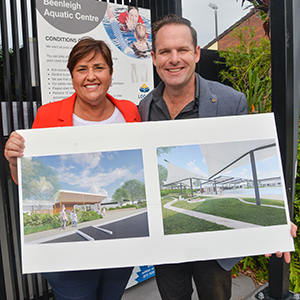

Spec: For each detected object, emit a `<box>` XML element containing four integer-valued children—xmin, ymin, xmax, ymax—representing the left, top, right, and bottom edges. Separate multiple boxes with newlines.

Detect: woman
<box><xmin>4</xmin><ymin>38</ymin><xmax>140</xmax><ymax>300</ymax></box>
<box><xmin>118</xmin><ymin>6</ymin><xmax>144</xmax><ymax>32</ymax></box>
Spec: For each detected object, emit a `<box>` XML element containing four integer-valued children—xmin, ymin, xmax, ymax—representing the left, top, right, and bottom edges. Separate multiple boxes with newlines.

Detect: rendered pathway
<box><xmin>163</xmin><ymin>196</ymin><xmax>284</xmax><ymax>229</ymax></box>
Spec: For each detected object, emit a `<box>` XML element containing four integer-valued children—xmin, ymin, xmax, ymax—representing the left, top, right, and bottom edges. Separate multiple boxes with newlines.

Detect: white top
<box><xmin>73</xmin><ymin>107</ymin><xmax>126</xmax><ymax>126</ymax></box>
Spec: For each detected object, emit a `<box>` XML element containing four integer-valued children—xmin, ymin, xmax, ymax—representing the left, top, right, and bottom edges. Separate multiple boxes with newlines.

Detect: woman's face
<box><xmin>128</xmin><ymin>8</ymin><xmax>139</xmax><ymax>24</ymax></box>
<box><xmin>72</xmin><ymin>51</ymin><xmax>112</xmax><ymax>108</ymax></box>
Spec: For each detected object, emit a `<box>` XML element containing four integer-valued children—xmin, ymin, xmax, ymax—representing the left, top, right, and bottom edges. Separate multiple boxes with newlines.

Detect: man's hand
<box><xmin>265</xmin><ymin>222</ymin><xmax>298</xmax><ymax>263</ymax></box>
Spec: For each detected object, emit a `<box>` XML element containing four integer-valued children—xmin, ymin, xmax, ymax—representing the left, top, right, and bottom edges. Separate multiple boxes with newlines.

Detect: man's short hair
<box><xmin>67</xmin><ymin>37</ymin><xmax>113</xmax><ymax>76</ymax></box>
<box><xmin>152</xmin><ymin>14</ymin><xmax>198</xmax><ymax>53</ymax></box>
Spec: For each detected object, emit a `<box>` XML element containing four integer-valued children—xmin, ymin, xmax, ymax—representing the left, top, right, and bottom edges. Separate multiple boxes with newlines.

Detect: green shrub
<box><xmin>77</xmin><ymin>210</ymin><xmax>101</xmax><ymax>222</ymax></box>
<box><xmin>121</xmin><ymin>204</ymin><xmax>137</xmax><ymax>209</ymax></box>
<box><xmin>161</xmin><ymin>190</ymin><xmax>170</xmax><ymax>197</ymax></box>
<box><xmin>137</xmin><ymin>201</ymin><xmax>147</xmax><ymax>208</ymax></box>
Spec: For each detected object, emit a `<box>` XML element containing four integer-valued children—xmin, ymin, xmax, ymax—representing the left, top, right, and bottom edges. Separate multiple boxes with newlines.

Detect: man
<box><xmin>139</xmin><ymin>14</ymin><xmax>297</xmax><ymax>300</ymax></box>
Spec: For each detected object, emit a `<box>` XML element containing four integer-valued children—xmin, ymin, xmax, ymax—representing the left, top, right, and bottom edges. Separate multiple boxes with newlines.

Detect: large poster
<box><xmin>17</xmin><ymin>114</ymin><xmax>294</xmax><ymax>273</ymax></box>
<box><xmin>35</xmin><ymin>0</ymin><xmax>153</xmax><ymax>104</ymax></box>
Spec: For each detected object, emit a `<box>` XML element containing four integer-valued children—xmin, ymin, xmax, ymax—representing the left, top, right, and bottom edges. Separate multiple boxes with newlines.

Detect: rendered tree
<box><xmin>112</xmin><ymin>188</ymin><xmax>130</xmax><ymax>206</ymax></box>
<box><xmin>158</xmin><ymin>164</ymin><xmax>168</xmax><ymax>188</ymax></box>
<box><xmin>121</xmin><ymin>179</ymin><xmax>146</xmax><ymax>204</ymax></box>
<box><xmin>21</xmin><ymin>158</ymin><xmax>61</xmax><ymax>201</ymax></box>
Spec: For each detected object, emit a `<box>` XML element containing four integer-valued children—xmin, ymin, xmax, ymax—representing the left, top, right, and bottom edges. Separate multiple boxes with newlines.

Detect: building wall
<box><xmin>218</xmin><ymin>12</ymin><xmax>267</xmax><ymax>50</ymax></box>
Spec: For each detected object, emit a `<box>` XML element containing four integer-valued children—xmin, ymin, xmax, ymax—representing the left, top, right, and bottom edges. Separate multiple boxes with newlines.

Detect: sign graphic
<box><xmin>35</xmin><ymin>0</ymin><xmax>153</xmax><ymax>104</ymax></box>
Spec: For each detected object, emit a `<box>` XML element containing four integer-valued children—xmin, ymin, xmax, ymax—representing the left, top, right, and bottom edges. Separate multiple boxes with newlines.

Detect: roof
<box><xmin>162</xmin><ymin>140</ymin><xmax>277</xmax><ymax>187</ymax></box>
<box><xmin>203</xmin><ymin>9</ymin><xmax>256</xmax><ymax>49</ymax></box>
<box><xmin>163</xmin><ymin>160</ymin><xmax>208</xmax><ymax>187</ymax></box>
<box><xmin>201</xmin><ymin>139</ymin><xmax>276</xmax><ymax>178</ymax></box>
<box><xmin>51</xmin><ymin>190</ymin><xmax>107</xmax><ymax>205</ymax></box>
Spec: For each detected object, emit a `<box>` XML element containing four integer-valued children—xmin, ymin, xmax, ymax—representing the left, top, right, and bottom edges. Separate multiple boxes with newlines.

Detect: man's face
<box><xmin>152</xmin><ymin>24</ymin><xmax>200</xmax><ymax>90</ymax></box>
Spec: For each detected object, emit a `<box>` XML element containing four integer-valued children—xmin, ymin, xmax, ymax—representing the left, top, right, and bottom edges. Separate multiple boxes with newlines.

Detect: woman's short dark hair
<box><xmin>152</xmin><ymin>14</ymin><xmax>198</xmax><ymax>53</ymax></box>
<box><xmin>67</xmin><ymin>38</ymin><xmax>113</xmax><ymax>75</ymax></box>
<box><xmin>128</xmin><ymin>6</ymin><xmax>138</xmax><ymax>13</ymax></box>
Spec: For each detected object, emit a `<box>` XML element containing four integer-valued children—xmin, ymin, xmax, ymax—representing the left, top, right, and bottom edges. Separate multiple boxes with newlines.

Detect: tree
<box><xmin>112</xmin><ymin>188</ymin><xmax>130</xmax><ymax>206</ymax></box>
<box><xmin>238</xmin><ymin>0</ymin><xmax>270</xmax><ymax>37</ymax></box>
<box><xmin>30</xmin><ymin>177</ymin><xmax>54</xmax><ymax>202</ymax></box>
<box><xmin>21</xmin><ymin>158</ymin><xmax>61</xmax><ymax>201</ymax></box>
<box><xmin>121</xmin><ymin>179</ymin><xmax>146</xmax><ymax>203</ymax></box>
<box><xmin>217</xmin><ymin>26</ymin><xmax>271</xmax><ymax>113</ymax></box>
<box><xmin>158</xmin><ymin>164</ymin><xmax>168</xmax><ymax>188</ymax></box>
<box><xmin>156</xmin><ymin>146</ymin><xmax>177</xmax><ymax>157</ymax></box>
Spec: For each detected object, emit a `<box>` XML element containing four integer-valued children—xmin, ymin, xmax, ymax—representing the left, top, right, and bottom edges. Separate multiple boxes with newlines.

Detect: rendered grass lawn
<box><xmin>161</xmin><ymin>198</ymin><xmax>230</xmax><ymax>234</ymax></box>
<box><xmin>241</xmin><ymin>198</ymin><xmax>285</xmax><ymax>207</ymax></box>
<box><xmin>172</xmin><ymin>198</ymin><xmax>287</xmax><ymax>226</ymax></box>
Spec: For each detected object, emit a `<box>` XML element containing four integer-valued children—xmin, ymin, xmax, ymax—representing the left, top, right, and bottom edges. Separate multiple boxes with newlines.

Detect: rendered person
<box><xmin>4</xmin><ymin>37</ymin><xmax>140</xmax><ymax>300</ymax></box>
<box><xmin>71</xmin><ymin>210</ymin><xmax>77</xmax><ymax>227</ymax></box>
<box><xmin>61</xmin><ymin>204</ymin><xmax>67</xmax><ymax>230</ymax></box>
<box><xmin>138</xmin><ymin>14</ymin><xmax>298</xmax><ymax>300</ymax></box>
<box><xmin>118</xmin><ymin>6</ymin><xmax>144</xmax><ymax>32</ymax></box>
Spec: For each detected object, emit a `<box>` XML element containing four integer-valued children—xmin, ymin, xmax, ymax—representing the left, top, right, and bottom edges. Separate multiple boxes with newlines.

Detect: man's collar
<box><xmin>195</xmin><ymin>72</ymin><xmax>200</xmax><ymax>100</ymax></box>
<box><xmin>152</xmin><ymin>81</ymin><xmax>165</xmax><ymax>102</ymax></box>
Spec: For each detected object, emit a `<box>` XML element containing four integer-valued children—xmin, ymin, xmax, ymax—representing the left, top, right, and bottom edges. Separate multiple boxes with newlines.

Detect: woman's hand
<box><xmin>265</xmin><ymin>222</ymin><xmax>298</xmax><ymax>263</ymax></box>
<box><xmin>4</xmin><ymin>131</ymin><xmax>25</xmax><ymax>183</ymax></box>
<box><xmin>125</xmin><ymin>16</ymin><xmax>137</xmax><ymax>31</ymax></box>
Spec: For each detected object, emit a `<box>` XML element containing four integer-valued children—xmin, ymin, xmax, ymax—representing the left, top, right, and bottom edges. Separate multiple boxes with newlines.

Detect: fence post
<box><xmin>267</xmin><ymin>0</ymin><xmax>299</xmax><ymax>298</ymax></box>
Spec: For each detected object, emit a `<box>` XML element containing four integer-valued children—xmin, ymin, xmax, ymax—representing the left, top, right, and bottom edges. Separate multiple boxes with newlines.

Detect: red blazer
<box><xmin>32</xmin><ymin>93</ymin><xmax>141</xmax><ymax>129</ymax></box>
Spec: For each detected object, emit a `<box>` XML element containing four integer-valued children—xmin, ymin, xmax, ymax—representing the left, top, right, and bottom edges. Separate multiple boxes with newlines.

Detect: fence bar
<box><xmin>267</xmin><ymin>0</ymin><xmax>299</xmax><ymax>299</ymax></box>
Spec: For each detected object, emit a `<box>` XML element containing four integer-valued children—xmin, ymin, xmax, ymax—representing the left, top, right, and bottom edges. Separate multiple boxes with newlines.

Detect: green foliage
<box><xmin>217</xmin><ymin>26</ymin><xmax>271</xmax><ymax>113</ymax></box>
<box><xmin>120</xmin><ymin>204</ymin><xmax>137</xmax><ymax>209</ymax></box>
<box><xmin>290</xmin><ymin>135</ymin><xmax>300</xmax><ymax>293</ymax></box>
<box><xmin>158</xmin><ymin>164</ymin><xmax>168</xmax><ymax>188</ymax></box>
<box><xmin>112</xmin><ymin>188</ymin><xmax>130</xmax><ymax>205</ymax></box>
<box><xmin>156</xmin><ymin>146</ymin><xmax>178</xmax><ymax>157</ymax></box>
<box><xmin>21</xmin><ymin>158</ymin><xmax>61</xmax><ymax>201</ymax></box>
<box><xmin>232</xmin><ymin>255</ymin><xmax>270</xmax><ymax>283</ymax></box>
<box><xmin>161</xmin><ymin>190</ymin><xmax>170</xmax><ymax>197</ymax></box>
<box><xmin>121</xmin><ymin>179</ymin><xmax>146</xmax><ymax>202</ymax></box>
<box><xmin>77</xmin><ymin>210</ymin><xmax>101</xmax><ymax>222</ymax></box>
<box><xmin>137</xmin><ymin>201</ymin><xmax>147</xmax><ymax>208</ymax></box>
<box><xmin>23</xmin><ymin>213</ymin><xmax>61</xmax><ymax>234</ymax></box>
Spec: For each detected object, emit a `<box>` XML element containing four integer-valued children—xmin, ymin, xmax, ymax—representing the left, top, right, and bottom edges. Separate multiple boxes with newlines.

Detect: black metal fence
<box><xmin>0</xmin><ymin>1</ymin><xmax>181</xmax><ymax>299</ymax></box>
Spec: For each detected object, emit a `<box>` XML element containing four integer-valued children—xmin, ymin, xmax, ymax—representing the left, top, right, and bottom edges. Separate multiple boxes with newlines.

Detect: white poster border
<box><xmin>17</xmin><ymin>113</ymin><xmax>294</xmax><ymax>274</ymax></box>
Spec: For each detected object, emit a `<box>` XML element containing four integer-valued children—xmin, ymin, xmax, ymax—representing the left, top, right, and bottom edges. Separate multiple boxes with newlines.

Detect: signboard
<box><xmin>17</xmin><ymin>114</ymin><xmax>294</xmax><ymax>273</ymax></box>
<box><xmin>35</xmin><ymin>0</ymin><xmax>153</xmax><ymax>104</ymax></box>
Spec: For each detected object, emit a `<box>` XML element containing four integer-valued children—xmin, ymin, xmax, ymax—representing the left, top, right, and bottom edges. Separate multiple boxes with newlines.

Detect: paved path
<box><xmin>25</xmin><ymin>208</ymin><xmax>147</xmax><ymax>243</ymax></box>
<box><xmin>164</xmin><ymin>195</ymin><xmax>285</xmax><ymax>230</ymax></box>
<box><xmin>234</xmin><ymin>197</ymin><xmax>285</xmax><ymax>209</ymax></box>
<box><xmin>164</xmin><ymin>199</ymin><xmax>260</xmax><ymax>229</ymax></box>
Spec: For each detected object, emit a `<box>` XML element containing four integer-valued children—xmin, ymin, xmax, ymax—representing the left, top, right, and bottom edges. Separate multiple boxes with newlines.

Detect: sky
<box><xmin>3</xmin><ymin>0</ymin><xmax>251</xmax><ymax>48</ymax></box>
<box><xmin>29</xmin><ymin>149</ymin><xmax>145</xmax><ymax>202</ymax></box>
<box><xmin>182</xmin><ymin>0</ymin><xmax>251</xmax><ymax>47</ymax></box>
<box><xmin>156</xmin><ymin>144</ymin><xmax>281</xmax><ymax>182</ymax></box>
